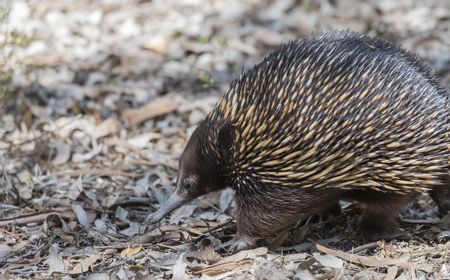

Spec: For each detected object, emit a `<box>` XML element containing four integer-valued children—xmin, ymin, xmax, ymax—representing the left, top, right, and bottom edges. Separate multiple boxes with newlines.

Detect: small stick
<box><xmin>201</xmin><ymin>219</ymin><xmax>234</xmax><ymax>236</ymax></box>
<box><xmin>56</xmin><ymin>168</ymin><xmax>144</xmax><ymax>178</ymax></box>
<box><xmin>400</xmin><ymin>218</ymin><xmax>440</xmax><ymax>224</ymax></box>
<box><xmin>346</xmin><ymin>242</ymin><xmax>379</xmax><ymax>254</ymax></box>
<box><xmin>0</xmin><ymin>211</ymin><xmax>74</xmax><ymax>227</ymax></box>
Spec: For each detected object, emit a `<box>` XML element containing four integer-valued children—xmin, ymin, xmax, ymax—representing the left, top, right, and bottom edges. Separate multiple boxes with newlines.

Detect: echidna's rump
<box><xmin>146</xmin><ymin>30</ymin><xmax>450</xmax><ymax>251</ymax></box>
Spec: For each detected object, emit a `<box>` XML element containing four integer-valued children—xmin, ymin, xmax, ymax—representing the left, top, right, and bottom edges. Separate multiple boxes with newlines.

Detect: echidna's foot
<box><xmin>361</xmin><ymin>227</ymin><xmax>410</xmax><ymax>241</ymax></box>
<box><xmin>359</xmin><ymin>216</ymin><xmax>406</xmax><ymax>241</ymax></box>
<box><xmin>228</xmin><ymin>235</ymin><xmax>257</xmax><ymax>252</ymax></box>
<box><xmin>379</xmin><ymin>231</ymin><xmax>411</xmax><ymax>241</ymax></box>
<box><xmin>436</xmin><ymin>202</ymin><xmax>450</xmax><ymax>217</ymax></box>
<box><xmin>322</xmin><ymin>202</ymin><xmax>342</xmax><ymax>219</ymax></box>
<box><xmin>430</xmin><ymin>185</ymin><xmax>450</xmax><ymax>216</ymax></box>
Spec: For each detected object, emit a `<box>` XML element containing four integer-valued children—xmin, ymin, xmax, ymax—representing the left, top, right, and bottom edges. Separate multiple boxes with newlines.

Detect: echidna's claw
<box><xmin>224</xmin><ymin>236</ymin><xmax>256</xmax><ymax>252</ymax></box>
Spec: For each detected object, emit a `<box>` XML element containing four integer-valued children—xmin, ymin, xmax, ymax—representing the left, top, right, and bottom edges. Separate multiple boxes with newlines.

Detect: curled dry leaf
<box><xmin>17</xmin><ymin>169</ymin><xmax>31</xmax><ymax>183</ymax></box>
<box><xmin>51</xmin><ymin>141</ymin><xmax>71</xmax><ymax>165</ymax></box>
<box><xmin>218</xmin><ymin>189</ymin><xmax>234</xmax><ymax>212</ymax></box>
<box><xmin>384</xmin><ymin>266</ymin><xmax>398</xmax><ymax>280</ymax></box>
<box><xmin>67</xmin><ymin>176</ymin><xmax>83</xmax><ymax>200</ymax></box>
<box><xmin>191</xmin><ymin>260</ymin><xmax>252</xmax><ymax>277</ymax></box>
<box><xmin>316</xmin><ymin>244</ymin><xmax>410</xmax><ymax>268</ymax></box>
<box><xmin>186</xmin><ymin>245</ymin><xmax>222</xmax><ymax>263</ymax></box>
<box><xmin>439</xmin><ymin>263</ymin><xmax>449</xmax><ymax>279</ymax></box>
<box><xmin>417</xmin><ymin>263</ymin><xmax>435</xmax><ymax>273</ymax></box>
<box><xmin>253</xmin><ymin>256</ymin><xmax>293</xmax><ymax>279</ymax></box>
<box><xmin>120</xmin><ymin>222</ymin><xmax>141</xmax><ymax>237</ymax></box>
<box><xmin>170</xmin><ymin>204</ymin><xmax>196</xmax><ymax>225</ymax></box>
<box><xmin>18</xmin><ymin>184</ymin><xmax>33</xmax><ymax>200</ymax></box>
<box><xmin>127</xmin><ymin>133</ymin><xmax>154</xmax><ymax>148</ymax></box>
<box><xmin>0</xmin><ymin>244</ymin><xmax>12</xmax><ymax>258</ymax></box>
<box><xmin>294</xmin><ymin>269</ymin><xmax>315</xmax><ymax>280</ymax></box>
<box><xmin>313</xmin><ymin>253</ymin><xmax>344</xmax><ymax>269</ymax></box>
<box><xmin>92</xmin><ymin>118</ymin><xmax>120</xmax><ymax>140</ymax></box>
<box><xmin>282</xmin><ymin>253</ymin><xmax>308</xmax><ymax>263</ymax></box>
<box><xmin>173</xmin><ymin>253</ymin><xmax>190</xmax><ymax>280</ymax></box>
<box><xmin>159</xmin><ymin>225</ymin><xmax>204</xmax><ymax>236</ymax></box>
<box><xmin>132</xmin><ymin>228</ymin><xmax>162</xmax><ymax>244</ymax></box>
<box><xmin>142</xmin><ymin>34</ymin><xmax>170</xmax><ymax>54</ymax></box>
<box><xmin>122</xmin><ymin>97</ymin><xmax>178</xmax><ymax>125</ymax></box>
<box><xmin>115</xmin><ymin>268</ymin><xmax>136</xmax><ymax>280</ymax></box>
<box><xmin>120</xmin><ymin>244</ymin><xmax>142</xmax><ymax>258</ymax></box>
<box><xmin>216</xmin><ymin>247</ymin><xmax>268</xmax><ymax>265</ymax></box>
<box><xmin>72</xmin><ymin>144</ymin><xmax>103</xmax><ymax>162</ymax></box>
<box><xmin>115</xmin><ymin>206</ymin><xmax>129</xmax><ymax>223</ymax></box>
<box><xmin>85</xmin><ymin>273</ymin><xmax>111</xmax><ymax>280</ymax></box>
<box><xmin>48</xmin><ymin>244</ymin><xmax>66</xmax><ymax>273</ymax></box>
<box><xmin>45</xmin><ymin>213</ymin><xmax>68</xmax><ymax>230</ymax></box>
<box><xmin>70</xmin><ymin>254</ymin><xmax>102</xmax><ymax>275</ymax></box>
<box><xmin>72</xmin><ymin>204</ymin><xmax>92</xmax><ymax>230</ymax></box>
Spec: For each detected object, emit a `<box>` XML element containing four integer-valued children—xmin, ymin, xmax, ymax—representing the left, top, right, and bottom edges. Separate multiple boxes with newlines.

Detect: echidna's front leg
<box><xmin>429</xmin><ymin>182</ymin><xmax>450</xmax><ymax>216</ymax></box>
<box><xmin>359</xmin><ymin>194</ymin><xmax>413</xmax><ymax>241</ymax></box>
<box><xmin>229</xmin><ymin>191</ymin><xmax>299</xmax><ymax>251</ymax></box>
<box><xmin>228</xmin><ymin>206</ymin><xmax>262</xmax><ymax>251</ymax></box>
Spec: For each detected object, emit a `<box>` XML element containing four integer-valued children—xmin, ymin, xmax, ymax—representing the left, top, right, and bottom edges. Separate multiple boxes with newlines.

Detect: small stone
<box><xmin>143</xmin><ymin>35</ymin><xmax>170</xmax><ymax>54</ymax></box>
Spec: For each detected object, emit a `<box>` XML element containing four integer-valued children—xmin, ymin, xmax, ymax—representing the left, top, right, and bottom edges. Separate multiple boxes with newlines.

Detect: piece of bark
<box><xmin>122</xmin><ymin>98</ymin><xmax>178</xmax><ymax>125</ymax></box>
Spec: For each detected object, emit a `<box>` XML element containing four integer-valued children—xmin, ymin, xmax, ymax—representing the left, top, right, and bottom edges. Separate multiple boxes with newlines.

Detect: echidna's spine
<box><xmin>205</xmin><ymin>30</ymin><xmax>450</xmax><ymax>195</ymax></box>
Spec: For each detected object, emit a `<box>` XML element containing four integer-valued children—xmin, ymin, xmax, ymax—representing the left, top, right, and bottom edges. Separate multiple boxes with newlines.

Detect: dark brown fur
<box><xmin>147</xmin><ymin>30</ymin><xmax>450</xmax><ymax>251</ymax></box>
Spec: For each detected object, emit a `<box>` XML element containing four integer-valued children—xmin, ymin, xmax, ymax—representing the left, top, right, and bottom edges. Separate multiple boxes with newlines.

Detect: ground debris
<box><xmin>1</xmin><ymin>0</ymin><xmax>450</xmax><ymax>279</ymax></box>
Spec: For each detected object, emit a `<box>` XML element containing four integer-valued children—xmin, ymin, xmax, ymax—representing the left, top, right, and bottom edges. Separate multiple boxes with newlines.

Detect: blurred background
<box><xmin>2</xmin><ymin>0</ymin><xmax>449</xmax><ymax>199</ymax></box>
<box><xmin>4</xmin><ymin>0</ymin><xmax>450</xmax><ymax>112</ymax></box>
<box><xmin>1</xmin><ymin>0</ymin><xmax>450</xmax><ymax>278</ymax></box>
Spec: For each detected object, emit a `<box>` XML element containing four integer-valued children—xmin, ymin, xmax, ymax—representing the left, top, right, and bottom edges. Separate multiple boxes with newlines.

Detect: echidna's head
<box><xmin>176</xmin><ymin>123</ymin><xmax>221</xmax><ymax>199</ymax></box>
<box><xmin>146</xmin><ymin>120</ymin><xmax>231</xmax><ymax>225</ymax></box>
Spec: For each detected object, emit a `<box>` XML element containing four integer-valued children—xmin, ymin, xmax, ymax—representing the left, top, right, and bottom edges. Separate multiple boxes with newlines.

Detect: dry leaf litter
<box><xmin>0</xmin><ymin>0</ymin><xmax>449</xmax><ymax>279</ymax></box>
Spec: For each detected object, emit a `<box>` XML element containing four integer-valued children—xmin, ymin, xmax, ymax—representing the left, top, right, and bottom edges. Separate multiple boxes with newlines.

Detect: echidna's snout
<box><xmin>146</xmin><ymin>121</ymin><xmax>224</xmax><ymax>226</ymax></box>
<box><xmin>144</xmin><ymin>191</ymin><xmax>188</xmax><ymax>225</ymax></box>
<box><xmin>145</xmin><ymin>160</ymin><xmax>202</xmax><ymax>225</ymax></box>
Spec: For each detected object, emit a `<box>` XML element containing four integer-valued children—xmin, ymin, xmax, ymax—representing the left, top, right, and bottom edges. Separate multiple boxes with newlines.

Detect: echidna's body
<box><xmin>147</xmin><ymin>30</ymin><xmax>450</xmax><ymax>250</ymax></box>
<box><xmin>210</xmin><ymin>32</ymin><xmax>449</xmax><ymax>195</ymax></box>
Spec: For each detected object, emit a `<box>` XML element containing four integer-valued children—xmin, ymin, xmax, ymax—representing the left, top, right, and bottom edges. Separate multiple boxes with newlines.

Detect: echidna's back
<box><xmin>314</xmin><ymin>31</ymin><xmax>449</xmax><ymax>98</ymax></box>
<box><xmin>212</xmin><ymin>30</ymin><xmax>450</xmax><ymax>194</ymax></box>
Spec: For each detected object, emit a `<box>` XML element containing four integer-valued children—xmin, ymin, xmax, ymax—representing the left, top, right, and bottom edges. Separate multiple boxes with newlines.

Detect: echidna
<box><xmin>146</xmin><ymin>30</ymin><xmax>450</xmax><ymax>251</ymax></box>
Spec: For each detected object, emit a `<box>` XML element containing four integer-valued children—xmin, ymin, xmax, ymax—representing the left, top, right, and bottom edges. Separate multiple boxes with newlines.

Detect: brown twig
<box><xmin>200</xmin><ymin>219</ymin><xmax>234</xmax><ymax>237</ymax></box>
<box><xmin>56</xmin><ymin>168</ymin><xmax>144</xmax><ymax>178</ymax></box>
<box><xmin>400</xmin><ymin>218</ymin><xmax>441</xmax><ymax>224</ymax></box>
<box><xmin>346</xmin><ymin>242</ymin><xmax>379</xmax><ymax>254</ymax></box>
<box><xmin>0</xmin><ymin>211</ymin><xmax>74</xmax><ymax>227</ymax></box>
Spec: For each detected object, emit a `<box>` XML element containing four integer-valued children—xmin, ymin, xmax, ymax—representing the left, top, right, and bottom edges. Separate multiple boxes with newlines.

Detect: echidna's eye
<box><xmin>184</xmin><ymin>182</ymin><xmax>194</xmax><ymax>194</ymax></box>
